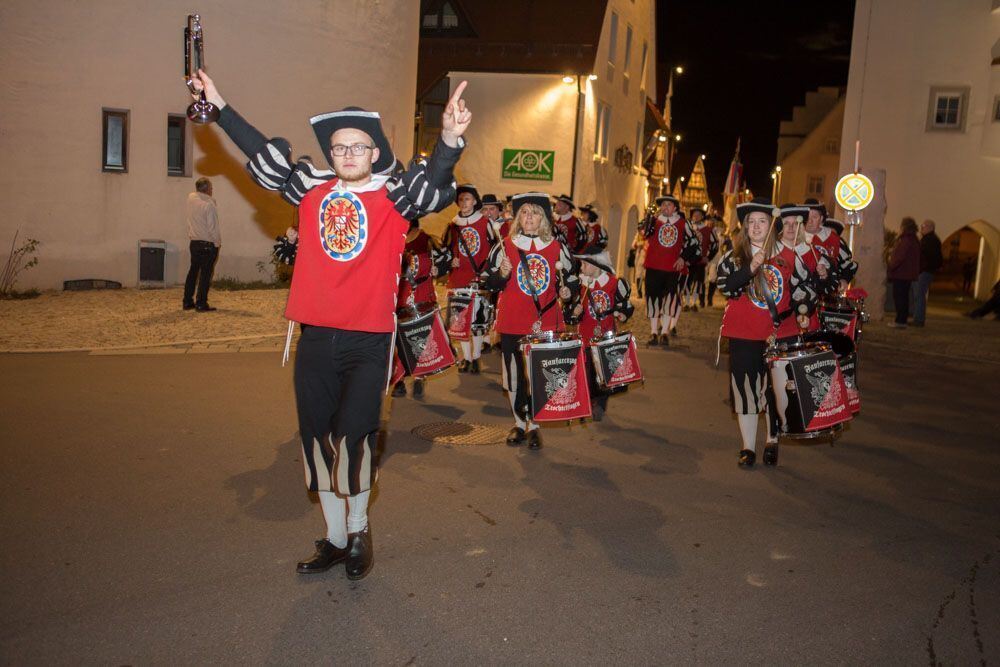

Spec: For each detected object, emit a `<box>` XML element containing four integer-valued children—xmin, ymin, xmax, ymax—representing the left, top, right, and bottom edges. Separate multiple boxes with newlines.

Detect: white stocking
<box><xmin>738</xmin><ymin>413</ymin><xmax>758</xmax><ymax>452</ymax></box>
<box><xmin>318</xmin><ymin>491</ymin><xmax>348</xmax><ymax>548</ymax></box>
<box><xmin>347</xmin><ymin>490</ymin><xmax>370</xmax><ymax>534</ymax></box>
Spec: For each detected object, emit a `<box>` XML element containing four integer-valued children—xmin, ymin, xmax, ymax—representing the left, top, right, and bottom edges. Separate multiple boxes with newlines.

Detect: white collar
<box><xmin>556</xmin><ymin>212</ymin><xmax>574</xmax><ymax>222</ymax></box>
<box><xmin>454</xmin><ymin>210</ymin><xmax>484</xmax><ymax>226</ymax></box>
<box><xmin>512</xmin><ymin>234</ymin><xmax>553</xmax><ymax>251</ymax></box>
<box><xmin>805</xmin><ymin>226</ymin><xmax>832</xmax><ymax>242</ymax></box>
<box><xmin>592</xmin><ymin>271</ymin><xmax>610</xmax><ymax>288</ymax></box>
<box><xmin>658</xmin><ymin>213</ymin><xmax>680</xmax><ymax>223</ymax></box>
<box><xmin>334</xmin><ymin>174</ymin><xmax>389</xmax><ymax>194</ymax></box>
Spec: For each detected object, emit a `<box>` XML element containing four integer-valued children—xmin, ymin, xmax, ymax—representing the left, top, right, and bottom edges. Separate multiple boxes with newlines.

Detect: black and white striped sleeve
<box><xmin>593</xmin><ymin>224</ymin><xmax>609</xmax><ymax>251</ymax></box>
<box><xmin>558</xmin><ymin>242</ymin><xmax>581</xmax><ymax>298</ymax></box>
<box><xmin>716</xmin><ymin>250</ymin><xmax>753</xmax><ymax>298</ymax></box>
<box><xmin>707</xmin><ymin>230</ymin><xmax>720</xmax><ymax>262</ymax></box>
<box><xmin>680</xmin><ymin>220</ymin><xmax>702</xmax><ymax>264</ymax></box>
<box><xmin>790</xmin><ymin>253</ymin><xmax>820</xmax><ymax>316</ymax></box>
<box><xmin>432</xmin><ymin>225</ymin><xmax>455</xmax><ymax>277</ymax></box>
<box><xmin>614</xmin><ymin>277</ymin><xmax>634</xmax><ymax>320</ymax></box>
<box><xmin>835</xmin><ymin>238</ymin><xmax>858</xmax><ymax>283</ymax></box>
<box><xmin>482</xmin><ymin>241</ymin><xmax>510</xmax><ymax>292</ymax></box>
<box><xmin>385</xmin><ymin>136</ymin><xmax>465</xmax><ymax>221</ymax></box>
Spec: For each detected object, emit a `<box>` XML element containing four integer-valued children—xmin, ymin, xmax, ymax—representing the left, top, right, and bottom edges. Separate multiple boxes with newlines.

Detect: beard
<box><xmin>335</xmin><ymin>162</ymin><xmax>373</xmax><ymax>183</ymax></box>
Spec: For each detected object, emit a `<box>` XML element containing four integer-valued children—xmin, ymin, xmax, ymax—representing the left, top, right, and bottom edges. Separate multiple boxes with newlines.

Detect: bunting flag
<box><xmin>723</xmin><ymin>138</ymin><xmax>743</xmax><ymax>197</ymax></box>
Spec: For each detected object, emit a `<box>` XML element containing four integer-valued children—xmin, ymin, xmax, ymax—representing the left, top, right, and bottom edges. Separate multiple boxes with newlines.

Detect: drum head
<box><xmin>802</xmin><ymin>330</ymin><xmax>855</xmax><ymax>357</ymax></box>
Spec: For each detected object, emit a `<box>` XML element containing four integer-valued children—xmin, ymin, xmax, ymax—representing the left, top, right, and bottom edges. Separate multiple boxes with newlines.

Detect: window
<box><xmin>167</xmin><ymin>115</ymin><xmax>187</xmax><ymax>176</ymax></box>
<box><xmin>595</xmin><ymin>102</ymin><xmax>612</xmax><ymax>159</ymax></box>
<box><xmin>926</xmin><ymin>85</ymin><xmax>970</xmax><ymax>132</ymax></box>
<box><xmin>807</xmin><ymin>175</ymin><xmax>825</xmax><ymax>197</ymax></box>
<box><xmin>420</xmin><ymin>0</ymin><xmax>475</xmax><ymax>37</ymax></box>
<box><xmin>102</xmin><ymin>108</ymin><xmax>128</xmax><ymax>173</ymax></box>
<box><xmin>606</xmin><ymin>12</ymin><xmax>618</xmax><ymax>82</ymax></box>
<box><xmin>638</xmin><ymin>41</ymin><xmax>648</xmax><ymax>95</ymax></box>
<box><xmin>441</xmin><ymin>2</ymin><xmax>458</xmax><ymax>28</ymax></box>
<box><xmin>824</xmin><ymin>137</ymin><xmax>840</xmax><ymax>154</ymax></box>
<box><xmin>622</xmin><ymin>25</ymin><xmax>633</xmax><ymax>95</ymax></box>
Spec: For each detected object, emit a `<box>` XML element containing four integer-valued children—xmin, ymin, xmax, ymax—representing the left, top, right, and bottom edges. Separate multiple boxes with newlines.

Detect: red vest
<box><xmin>721</xmin><ymin>246</ymin><xmax>796</xmax><ymax>341</ymax></box>
<box><xmin>496</xmin><ymin>238</ymin><xmax>566</xmax><ymax>336</ymax></box>
<box><xmin>644</xmin><ymin>215</ymin><xmax>686</xmax><ymax>271</ymax></box>
<box><xmin>697</xmin><ymin>225</ymin><xmax>714</xmax><ymax>264</ymax></box>
<box><xmin>447</xmin><ymin>212</ymin><xmax>493</xmax><ymax>288</ymax></box>
<box><xmin>809</xmin><ymin>228</ymin><xmax>842</xmax><ymax>263</ymax></box>
<box><xmin>286</xmin><ymin>179</ymin><xmax>407</xmax><ymax>332</ymax></box>
<box><xmin>398</xmin><ymin>230</ymin><xmax>437</xmax><ymax>307</ymax></box>
<box><xmin>582</xmin><ymin>222</ymin><xmax>604</xmax><ymax>248</ymax></box>
<box><xmin>554</xmin><ymin>215</ymin><xmax>581</xmax><ymax>251</ymax></box>
<box><xmin>773</xmin><ymin>244</ymin><xmax>819</xmax><ymax>338</ymax></box>
<box><xmin>578</xmin><ymin>275</ymin><xmax>619</xmax><ymax>344</ymax></box>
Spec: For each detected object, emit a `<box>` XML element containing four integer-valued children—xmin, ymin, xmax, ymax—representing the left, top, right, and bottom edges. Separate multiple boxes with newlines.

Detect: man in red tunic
<box><xmin>553</xmin><ymin>194</ymin><xmax>586</xmax><ymax>253</ymax></box>
<box><xmin>189</xmin><ymin>69</ymin><xmax>471</xmax><ymax>580</ymax></box>
<box><xmin>641</xmin><ymin>195</ymin><xmax>701</xmax><ymax>346</ymax></box>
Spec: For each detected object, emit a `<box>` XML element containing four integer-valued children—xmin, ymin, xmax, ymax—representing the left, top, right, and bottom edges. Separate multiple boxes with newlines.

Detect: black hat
<box><xmin>775</xmin><ymin>203</ymin><xmax>809</xmax><ymax>233</ymax></box>
<box><xmin>803</xmin><ymin>197</ymin><xmax>827</xmax><ymax>219</ymax></box>
<box><xmin>555</xmin><ymin>194</ymin><xmax>575</xmax><ymax>208</ymax></box>
<box><xmin>655</xmin><ymin>195</ymin><xmax>680</xmax><ymax>207</ymax></box>
<box><xmin>824</xmin><ymin>218</ymin><xmax>845</xmax><ymax>235</ymax></box>
<box><xmin>512</xmin><ymin>192</ymin><xmax>553</xmax><ymax>222</ymax></box>
<box><xmin>689</xmin><ymin>208</ymin><xmax>707</xmax><ymax>220</ymax></box>
<box><xmin>579</xmin><ymin>204</ymin><xmax>599</xmax><ymax>222</ymax></box>
<box><xmin>309</xmin><ymin>107</ymin><xmax>396</xmax><ymax>174</ymax></box>
<box><xmin>573</xmin><ymin>245</ymin><xmax>614</xmax><ymax>275</ymax></box>
<box><xmin>456</xmin><ymin>184</ymin><xmax>483</xmax><ymax>211</ymax></box>
<box><xmin>736</xmin><ymin>197</ymin><xmax>776</xmax><ymax>223</ymax></box>
<box><xmin>481</xmin><ymin>194</ymin><xmax>503</xmax><ymax>207</ymax></box>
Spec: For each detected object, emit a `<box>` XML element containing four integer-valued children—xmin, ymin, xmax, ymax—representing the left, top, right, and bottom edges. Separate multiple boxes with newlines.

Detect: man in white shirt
<box><xmin>183</xmin><ymin>177</ymin><xmax>221</xmax><ymax>312</ymax></box>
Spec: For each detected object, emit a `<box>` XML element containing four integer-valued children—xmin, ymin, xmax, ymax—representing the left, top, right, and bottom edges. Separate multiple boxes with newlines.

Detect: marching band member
<box><xmin>685</xmin><ymin>208</ymin><xmax>719</xmax><ymax>311</ymax></box>
<box><xmin>482</xmin><ymin>193</ymin><xmax>509</xmax><ymax>239</ymax></box>
<box><xmin>189</xmin><ymin>70</ymin><xmax>469</xmax><ymax>578</ymax></box>
<box><xmin>772</xmin><ymin>204</ymin><xmax>834</xmax><ymax>341</ymax></box>
<box><xmin>392</xmin><ymin>216</ymin><xmax>441</xmax><ymax>398</ymax></box>
<box><xmin>437</xmin><ymin>184</ymin><xmax>498</xmax><ymax>373</ymax></box>
<box><xmin>483</xmin><ymin>193</ymin><xmax>579</xmax><ymax>450</ymax></box>
<box><xmin>571</xmin><ymin>246</ymin><xmax>634</xmax><ymax>421</ymax></box>
<box><xmin>553</xmin><ymin>194</ymin><xmax>587</xmax><ymax>253</ymax></box>
<box><xmin>716</xmin><ymin>198</ymin><xmax>820</xmax><ymax>468</ymax></box>
<box><xmin>641</xmin><ymin>195</ymin><xmax>701</xmax><ymax>346</ymax></box>
<box><xmin>803</xmin><ymin>198</ymin><xmax>857</xmax><ymax>291</ymax></box>
<box><xmin>579</xmin><ymin>204</ymin><xmax>609</xmax><ymax>251</ymax></box>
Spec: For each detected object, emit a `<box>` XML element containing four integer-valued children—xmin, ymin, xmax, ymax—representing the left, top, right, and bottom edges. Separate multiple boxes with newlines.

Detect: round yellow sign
<box><xmin>835</xmin><ymin>173</ymin><xmax>875</xmax><ymax>211</ymax></box>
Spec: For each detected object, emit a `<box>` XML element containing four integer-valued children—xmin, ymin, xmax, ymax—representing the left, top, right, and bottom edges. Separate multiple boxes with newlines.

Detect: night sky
<box><xmin>656</xmin><ymin>0</ymin><xmax>856</xmax><ymax>205</ymax></box>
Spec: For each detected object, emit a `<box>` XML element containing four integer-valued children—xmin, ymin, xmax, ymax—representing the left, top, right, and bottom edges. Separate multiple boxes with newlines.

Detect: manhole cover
<box><xmin>412</xmin><ymin>421</ymin><xmax>508</xmax><ymax>445</ymax></box>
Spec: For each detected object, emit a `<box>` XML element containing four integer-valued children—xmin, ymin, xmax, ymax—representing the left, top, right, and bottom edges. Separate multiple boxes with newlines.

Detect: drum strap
<box><xmin>516</xmin><ymin>248</ymin><xmax>559</xmax><ymax>321</ymax></box>
<box><xmin>456</xmin><ymin>226</ymin><xmax>486</xmax><ymax>276</ymax></box>
<box><xmin>761</xmin><ymin>276</ymin><xmax>784</xmax><ymax>329</ymax></box>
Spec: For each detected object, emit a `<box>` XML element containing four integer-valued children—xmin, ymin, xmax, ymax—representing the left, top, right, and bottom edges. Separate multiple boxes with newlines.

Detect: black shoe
<box><xmin>592</xmin><ymin>403</ymin><xmax>605</xmax><ymax>422</ymax></box>
<box><xmin>659</xmin><ymin>334</ymin><xmax>670</xmax><ymax>348</ymax></box>
<box><xmin>692</xmin><ymin>304</ymin><xmax>699</xmax><ymax>313</ymax></box>
<box><xmin>506</xmin><ymin>426</ymin><xmax>526</xmax><ymax>446</ymax></box>
<box><xmin>647</xmin><ymin>334</ymin><xmax>659</xmax><ymax>347</ymax></box>
<box><xmin>182</xmin><ymin>302</ymin><xmax>196</xmax><ymax>311</ymax></box>
<box><xmin>763</xmin><ymin>444</ymin><xmax>779</xmax><ymax>466</ymax></box>
<box><xmin>738</xmin><ymin>449</ymin><xmax>756</xmax><ymax>468</ymax></box>
<box><xmin>526</xmin><ymin>428</ymin><xmax>543</xmax><ymax>450</ymax></box>
<box><xmin>457</xmin><ymin>360</ymin><xmax>469</xmax><ymax>373</ymax></box>
<box><xmin>345</xmin><ymin>526</ymin><xmax>374</xmax><ymax>581</ymax></box>
<box><xmin>412</xmin><ymin>379</ymin><xmax>424</xmax><ymax>398</ymax></box>
<box><xmin>391</xmin><ymin>382</ymin><xmax>406</xmax><ymax>397</ymax></box>
<box><xmin>670</xmin><ymin>327</ymin><xmax>678</xmax><ymax>336</ymax></box>
<box><xmin>682</xmin><ymin>305</ymin><xmax>690</xmax><ymax>312</ymax></box>
<box><xmin>470</xmin><ymin>359</ymin><xmax>481</xmax><ymax>374</ymax></box>
<box><xmin>482</xmin><ymin>343</ymin><xmax>493</xmax><ymax>353</ymax></box>
<box><xmin>296</xmin><ymin>539</ymin><xmax>348</xmax><ymax>574</ymax></box>
<box><xmin>195</xmin><ymin>305</ymin><xmax>217</xmax><ymax>312</ymax></box>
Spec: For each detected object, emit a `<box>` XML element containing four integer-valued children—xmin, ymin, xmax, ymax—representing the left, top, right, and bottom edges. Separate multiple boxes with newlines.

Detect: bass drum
<box><xmin>396</xmin><ymin>302</ymin><xmax>456</xmax><ymax>378</ymax></box>
<box><xmin>766</xmin><ymin>340</ymin><xmax>853</xmax><ymax>439</ymax></box>
<box><xmin>519</xmin><ymin>332</ymin><xmax>592</xmax><ymax>422</ymax></box>
<box><xmin>802</xmin><ymin>330</ymin><xmax>860</xmax><ymax>415</ymax></box>
<box><xmin>818</xmin><ymin>295</ymin><xmax>862</xmax><ymax>343</ymax></box>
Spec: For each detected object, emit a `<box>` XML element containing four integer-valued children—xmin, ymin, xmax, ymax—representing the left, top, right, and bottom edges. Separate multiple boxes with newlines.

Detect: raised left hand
<box><xmin>440</xmin><ymin>80</ymin><xmax>471</xmax><ymax>148</ymax></box>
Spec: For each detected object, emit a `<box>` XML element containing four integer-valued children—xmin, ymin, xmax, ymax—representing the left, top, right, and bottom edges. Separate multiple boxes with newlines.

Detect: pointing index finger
<box><xmin>448</xmin><ymin>80</ymin><xmax>468</xmax><ymax>108</ymax></box>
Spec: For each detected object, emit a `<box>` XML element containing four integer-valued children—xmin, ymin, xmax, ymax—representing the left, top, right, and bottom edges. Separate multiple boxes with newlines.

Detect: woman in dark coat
<box><xmin>887</xmin><ymin>217</ymin><xmax>921</xmax><ymax>328</ymax></box>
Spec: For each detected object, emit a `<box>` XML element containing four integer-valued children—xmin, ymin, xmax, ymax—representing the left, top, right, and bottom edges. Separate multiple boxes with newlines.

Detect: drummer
<box><xmin>803</xmin><ymin>198</ymin><xmax>857</xmax><ymax>292</ymax></box>
<box><xmin>393</xmin><ymin>216</ymin><xmax>441</xmax><ymax>398</ymax></box>
<box><xmin>716</xmin><ymin>198</ymin><xmax>821</xmax><ymax>468</ymax></box>
<box><xmin>483</xmin><ymin>192</ymin><xmax>579</xmax><ymax>450</ymax></box>
<box><xmin>578</xmin><ymin>204</ymin><xmax>608</xmax><ymax>251</ymax></box>
<box><xmin>480</xmin><ymin>193</ymin><xmax>507</xmax><ymax>353</ymax></box>
<box><xmin>553</xmin><ymin>194</ymin><xmax>587</xmax><ymax>253</ymax></box>
<box><xmin>772</xmin><ymin>203</ymin><xmax>835</xmax><ymax>341</ymax></box>
<box><xmin>570</xmin><ymin>245</ymin><xmax>634</xmax><ymax>421</ymax></box>
<box><xmin>435</xmin><ymin>184</ymin><xmax>499</xmax><ymax>373</ymax></box>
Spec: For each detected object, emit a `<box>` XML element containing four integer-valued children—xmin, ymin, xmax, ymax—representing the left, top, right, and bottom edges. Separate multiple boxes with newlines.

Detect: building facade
<box><xmin>0</xmin><ymin>0</ymin><xmax>420</xmax><ymax>289</ymax></box>
<box><xmin>776</xmin><ymin>95</ymin><xmax>845</xmax><ymax>211</ymax></box>
<box><xmin>839</xmin><ymin>0</ymin><xmax>1000</xmax><ymax>299</ymax></box>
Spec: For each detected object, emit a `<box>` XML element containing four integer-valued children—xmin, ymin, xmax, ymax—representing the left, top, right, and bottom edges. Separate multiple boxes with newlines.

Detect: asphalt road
<box><xmin>1</xmin><ymin>335</ymin><xmax>998</xmax><ymax>665</ymax></box>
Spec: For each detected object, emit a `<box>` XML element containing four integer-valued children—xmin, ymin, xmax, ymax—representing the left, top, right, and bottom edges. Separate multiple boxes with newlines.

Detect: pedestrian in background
<box><xmin>183</xmin><ymin>177</ymin><xmax>220</xmax><ymax>312</ymax></box>
<box><xmin>911</xmin><ymin>219</ymin><xmax>942</xmax><ymax>327</ymax></box>
<box><xmin>887</xmin><ymin>217</ymin><xmax>920</xmax><ymax>329</ymax></box>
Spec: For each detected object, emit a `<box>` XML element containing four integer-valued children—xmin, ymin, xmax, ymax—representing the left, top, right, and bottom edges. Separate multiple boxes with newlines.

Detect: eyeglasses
<box><xmin>330</xmin><ymin>143</ymin><xmax>375</xmax><ymax>156</ymax></box>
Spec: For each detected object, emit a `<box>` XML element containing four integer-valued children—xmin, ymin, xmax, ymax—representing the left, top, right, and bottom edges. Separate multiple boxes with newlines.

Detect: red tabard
<box><xmin>721</xmin><ymin>248</ymin><xmax>796</xmax><ymax>341</ymax></box>
<box><xmin>577</xmin><ymin>277</ymin><xmax>619</xmax><ymax>344</ymax></box>
<box><xmin>810</xmin><ymin>228</ymin><xmax>842</xmax><ymax>263</ymax></box>
<box><xmin>644</xmin><ymin>215</ymin><xmax>686</xmax><ymax>271</ymax></box>
<box><xmin>697</xmin><ymin>226</ymin><xmax>714</xmax><ymax>264</ymax></box>
<box><xmin>447</xmin><ymin>212</ymin><xmax>493</xmax><ymax>288</ymax></box>
<box><xmin>496</xmin><ymin>238</ymin><xmax>565</xmax><ymax>336</ymax></box>
<box><xmin>398</xmin><ymin>231</ymin><xmax>437</xmax><ymax>307</ymax></box>
<box><xmin>285</xmin><ymin>179</ymin><xmax>407</xmax><ymax>332</ymax></box>
<box><xmin>554</xmin><ymin>215</ymin><xmax>581</xmax><ymax>251</ymax></box>
<box><xmin>774</xmin><ymin>245</ymin><xmax>819</xmax><ymax>338</ymax></box>
<box><xmin>582</xmin><ymin>222</ymin><xmax>604</xmax><ymax>248</ymax></box>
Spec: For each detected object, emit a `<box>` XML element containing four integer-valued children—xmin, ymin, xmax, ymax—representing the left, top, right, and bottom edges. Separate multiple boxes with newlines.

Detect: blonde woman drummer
<box><xmin>482</xmin><ymin>193</ymin><xmax>579</xmax><ymax>450</ymax></box>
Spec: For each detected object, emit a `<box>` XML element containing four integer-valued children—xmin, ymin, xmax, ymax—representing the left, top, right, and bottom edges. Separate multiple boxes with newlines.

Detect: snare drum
<box><xmin>767</xmin><ymin>340</ymin><xmax>852</xmax><ymax>439</ymax></box>
<box><xmin>818</xmin><ymin>295</ymin><xmax>861</xmax><ymax>342</ymax></box>
<box><xmin>520</xmin><ymin>332</ymin><xmax>592</xmax><ymax>422</ymax></box>
<box><xmin>446</xmin><ymin>287</ymin><xmax>494</xmax><ymax>340</ymax></box>
<box><xmin>396</xmin><ymin>302</ymin><xmax>455</xmax><ymax>377</ymax></box>
<box><xmin>590</xmin><ymin>331</ymin><xmax>643</xmax><ymax>389</ymax></box>
<box><xmin>802</xmin><ymin>330</ymin><xmax>860</xmax><ymax>415</ymax></box>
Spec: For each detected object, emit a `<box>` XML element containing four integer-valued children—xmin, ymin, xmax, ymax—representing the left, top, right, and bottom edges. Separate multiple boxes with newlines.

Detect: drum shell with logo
<box><xmin>446</xmin><ymin>288</ymin><xmax>494</xmax><ymax>340</ymax></box>
<box><xmin>766</xmin><ymin>341</ymin><xmax>852</xmax><ymax>438</ymax></box>
<box><xmin>818</xmin><ymin>296</ymin><xmax>861</xmax><ymax>342</ymax></box>
<box><xmin>519</xmin><ymin>332</ymin><xmax>592</xmax><ymax>422</ymax></box>
<box><xmin>590</xmin><ymin>332</ymin><xmax>643</xmax><ymax>389</ymax></box>
<box><xmin>802</xmin><ymin>330</ymin><xmax>860</xmax><ymax>415</ymax></box>
<box><xmin>396</xmin><ymin>302</ymin><xmax>455</xmax><ymax>377</ymax></box>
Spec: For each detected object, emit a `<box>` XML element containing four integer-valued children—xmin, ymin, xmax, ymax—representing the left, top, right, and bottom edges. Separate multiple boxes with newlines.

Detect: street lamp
<box><xmin>675</xmin><ymin>134</ymin><xmax>682</xmax><ymax>142</ymax></box>
<box><xmin>588</xmin><ymin>74</ymin><xmax>598</xmax><ymax>81</ymax></box>
<box><xmin>675</xmin><ymin>66</ymin><xmax>684</xmax><ymax>75</ymax></box>
<box><xmin>562</xmin><ymin>75</ymin><xmax>575</xmax><ymax>84</ymax></box>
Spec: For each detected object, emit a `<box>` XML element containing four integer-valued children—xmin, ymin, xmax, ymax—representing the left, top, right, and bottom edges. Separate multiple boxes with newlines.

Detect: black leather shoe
<box><xmin>195</xmin><ymin>305</ymin><xmax>217</xmax><ymax>312</ymax></box>
<box><xmin>506</xmin><ymin>426</ymin><xmax>526</xmax><ymax>446</ymax></box>
<box><xmin>738</xmin><ymin>449</ymin><xmax>756</xmax><ymax>468</ymax></box>
<box><xmin>457</xmin><ymin>360</ymin><xmax>469</xmax><ymax>373</ymax></box>
<box><xmin>470</xmin><ymin>359</ymin><xmax>481</xmax><ymax>374</ymax></box>
<box><xmin>647</xmin><ymin>334</ymin><xmax>659</xmax><ymax>347</ymax></box>
<box><xmin>391</xmin><ymin>382</ymin><xmax>406</xmax><ymax>397</ymax></box>
<box><xmin>526</xmin><ymin>428</ymin><xmax>543</xmax><ymax>450</ymax></box>
<box><xmin>412</xmin><ymin>379</ymin><xmax>424</xmax><ymax>398</ymax></box>
<box><xmin>296</xmin><ymin>539</ymin><xmax>348</xmax><ymax>574</ymax></box>
<box><xmin>345</xmin><ymin>527</ymin><xmax>374</xmax><ymax>580</ymax></box>
<box><xmin>659</xmin><ymin>334</ymin><xmax>670</xmax><ymax>347</ymax></box>
<box><xmin>482</xmin><ymin>343</ymin><xmax>493</xmax><ymax>353</ymax></box>
<box><xmin>182</xmin><ymin>303</ymin><xmax>196</xmax><ymax>311</ymax></box>
<box><xmin>763</xmin><ymin>444</ymin><xmax>779</xmax><ymax>466</ymax></box>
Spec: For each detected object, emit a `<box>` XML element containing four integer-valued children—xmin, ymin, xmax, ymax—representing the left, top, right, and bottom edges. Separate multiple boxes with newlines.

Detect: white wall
<box><xmin>839</xmin><ymin>0</ymin><xmax>1000</xmax><ymax>298</ymax></box>
<box><xmin>0</xmin><ymin>0</ymin><xmax>419</xmax><ymax>289</ymax></box>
